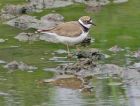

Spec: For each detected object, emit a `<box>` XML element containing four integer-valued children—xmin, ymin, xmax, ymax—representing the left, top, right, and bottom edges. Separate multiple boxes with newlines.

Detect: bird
<box><xmin>36</xmin><ymin>16</ymin><xmax>96</xmax><ymax>57</ymax></box>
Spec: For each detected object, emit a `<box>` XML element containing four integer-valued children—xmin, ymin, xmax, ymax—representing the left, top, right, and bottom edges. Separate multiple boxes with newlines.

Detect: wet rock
<box><xmin>15</xmin><ymin>32</ymin><xmax>39</xmax><ymax>41</ymax></box>
<box><xmin>54</xmin><ymin>49</ymin><xmax>67</xmax><ymax>54</ymax></box>
<box><xmin>4</xmin><ymin>61</ymin><xmax>19</xmax><ymax>70</ymax></box>
<box><xmin>85</xmin><ymin>1</ymin><xmax>102</xmax><ymax>13</ymax></box>
<box><xmin>80</xmin><ymin>36</ymin><xmax>92</xmax><ymax>46</ymax></box>
<box><xmin>6</xmin><ymin>13</ymin><xmax>64</xmax><ymax>30</ymax></box>
<box><xmin>41</xmin><ymin>13</ymin><xmax>64</xmax><ymax>22</ymax></box>
<box><xmin>108</xmin><ymin>45</ymin><xmax>124</xmax><ymax>53</ymax></box>
<box><xmin>1</xmin><ymin>4</ymin><xmax>36</xmax><ymax>15</ymax></box>
<box><xmin>130</xmin><ymin>63</ymin><xmax>140</xmax><ymax>71</ymax></box>
<box><xmin>0</xmin><ymin>92</ymin><xmax>9</xmax><ymax>96</ymax></box>
<box><xmin>39</xmin><ymin>13</ymin><xmax>64</xmax><ymax>30</ymax></box>
<box><xmin>10</xmin><ymin>45</ymin><xmax>20</xmax><ymax>48</ymax></box>
<box><xmin>0</xmin><ymin>13</ymin><xmax>16</xmax><ymax>21</ymax></box>
<box><xmin>98</xmin><ymin>64</ymin><xmax>123</xmax><ymax>76</ymax></box>
<box><xmin>57</xmin><ymin>58</ymin><xmax>97</xmax><ymax>77</ymax></box>
<box><xmin>76</xmin><ymin>48</ymin><xmax>104</xmax><ymax>60</ymax></box>
<box><xmin>0</xmin><ymin>60</ymin><xmax>6</xmax><ymax>64</ymax></box>
<box><xmin>29</xmin><ymin>0</ymin><xmax>73</xmax><ymax>9</ymax></box>
<box><xmin>113</xmin><ymin>0</ymin><xmax>128</xmax><ymax>4</ymax></box>
<box><xmin>133</xmin><ymin>50</ymin><xmax>140</xmax><ymax>58</ymax></box>
<box><xmin>43</xmin><ymin>75</ymin><xmax>84</xmax><ymax>89</ymax></box>
<box><xmin>0</xmin><ymin>39</ymin><xmax>5</xmax><ymax>43</ymax></box>
<box><xmin>4</xmin><ymin>60</ymin><xmax>38</xmax><ymax>71</ymax></box>
<box><xmin>6</xmin><ymin>15</ymin><xmax>39</xmax><ymax>30</ymax></box>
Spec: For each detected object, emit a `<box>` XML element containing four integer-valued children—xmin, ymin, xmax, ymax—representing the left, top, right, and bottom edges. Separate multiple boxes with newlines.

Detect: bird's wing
<box><xmin>38</xmin><ymin>21</ymin><xmax>83</xmax><ymax>37</ymax></box>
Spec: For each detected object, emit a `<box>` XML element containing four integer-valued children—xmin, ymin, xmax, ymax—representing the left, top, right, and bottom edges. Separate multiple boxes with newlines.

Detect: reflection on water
<box><xmin>50</xmin><ymin>88</ymin><xmax>83</xmax><ymax>106</ymax></box>
<box><xmin>0</xmin><ymin>70</ymin><xmax>128</xmax><ymax>106</ymax></box>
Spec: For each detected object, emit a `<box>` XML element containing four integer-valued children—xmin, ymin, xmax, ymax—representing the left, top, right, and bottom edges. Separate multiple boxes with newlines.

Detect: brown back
<box><xmin>47</xmin><ymin>21</ymin><xmax>83</xmax><ymax>37</ymax></box>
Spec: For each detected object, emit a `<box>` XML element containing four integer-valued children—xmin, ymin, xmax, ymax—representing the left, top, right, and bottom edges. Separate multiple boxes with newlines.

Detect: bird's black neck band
<box><xmin>79</xmin><ymin>22</ymin><xmax>89</xmax><ymax>32</ymax></box>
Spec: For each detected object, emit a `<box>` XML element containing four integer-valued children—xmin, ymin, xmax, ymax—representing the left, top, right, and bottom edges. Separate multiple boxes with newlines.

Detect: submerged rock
<box><xmin>133</xmin><ymin>50</ymin><xmax>140</xmax><ymax>58</ymax></box>
<box><xmin>43</xmin><ymin>75</ymin><xmax>84</xmax><ymax>89</ymax></box>
<box><xmin>0</xmin><ymin>60</ymin><xmax>6</xmax><ymax>64</ymax></box>
<box><xmin>0</xmin><ymin>39</ymin><xmax>5</xmax><ymax>43</ymax></box>
<box><xmin>76</xmin><ymin>48</ymin><xmax>104</xmax><ymax>60</ymax></box>
<box><xmin>113</xmin><ymin>0</ymin><xmax>128</xmax><ymax>4</ymax></box>
<box><xmin>4</xmin><ymin>61</ymin><xmax>19</xmax><ymax>70</ymax></box>
<box><xmin>80</xmin><ymin>36</ymin><xmax>92</xmax><ymax>46</ymax></box>
<box><xmin>108</xmin><ymin>45</ymin><xmax>124</xmax><ymax>53</ymax></box>
<box><xmin>4</xmin><ymin>60</ymin><xmax>37</xmax><ymax>71</ymax></box>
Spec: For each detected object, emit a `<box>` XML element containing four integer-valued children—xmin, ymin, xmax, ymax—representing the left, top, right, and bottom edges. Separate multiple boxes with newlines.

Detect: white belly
<box><xmin>40</xmin><ymin>32</ymin><xmax>88</xmax><ymax>45</ymax></box>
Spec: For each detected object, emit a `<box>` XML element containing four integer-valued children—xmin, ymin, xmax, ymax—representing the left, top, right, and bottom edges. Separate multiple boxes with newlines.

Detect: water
<box><xmin>0</xmin><ymin>70</ymin><xmax>128</xmax><ymax>106</ymax></box>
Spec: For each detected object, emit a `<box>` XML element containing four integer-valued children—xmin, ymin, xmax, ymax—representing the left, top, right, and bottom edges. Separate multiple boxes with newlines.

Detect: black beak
<box><xmin>88</xmin><ymin>21</ymin><xmax>96</xmax><ymax>26</ymax></box>
<box><xmin>90</xmin><ymin>22</ymin><xmax>96</xmax><ymax>26</ymax></box>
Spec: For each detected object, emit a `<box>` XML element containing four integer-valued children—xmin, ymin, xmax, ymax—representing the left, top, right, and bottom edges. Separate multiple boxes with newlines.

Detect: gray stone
<box><xmin>108</xmin><ymin>45</ymin><xmax>124</xmax><ymax>53</ymax></box>
<box><xmin>4</xmin><ymin>61</ymin><xmax>19</xmax><ymax>70</ymax></box>
<box><xmin>4</xmin><ymin>60</ymin><xmax>38</xmax><ymax>71</ymax></box>
<box><xmin>76</xmin><ymin>48</ymin><xmax>104</xmax><ymax>60</ymax></box>
<box><xmin>113</xmin><ymin>0</ymin><xmax>128</xmax><ymax>4</ymax></box>
<box><xmin>133</xmin><ymin>50</ymin><xmax>140</xmax><ymax>58</ymax></box>
<box><xmin>15</xmin><ymin>32</ymin><xmax>39</xmax><ymax>41</ymax></box>
<box><xmin>0</xmin><ymin>60</ymin><xmax>6</xmax><ymax>64</ymax></box>
<box><xmin>6</xmin><ymin>13</ymin><xmax>64</xmax><ymax>30</ymax></box>
<box><xmin>0</xmin><ymin>39</ymin><xmax>5</xmax><ymax>43</ymax></box>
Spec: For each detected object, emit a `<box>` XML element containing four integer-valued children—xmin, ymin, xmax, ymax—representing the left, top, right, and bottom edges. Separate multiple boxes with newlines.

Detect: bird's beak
<box><xmin>90</xmin><ymin>22</ymin><xmax>96</xmax><ymax>26</ymax></box>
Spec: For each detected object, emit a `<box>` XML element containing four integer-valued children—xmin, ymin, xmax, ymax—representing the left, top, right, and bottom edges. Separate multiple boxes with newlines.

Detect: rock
<box><xmin>4</xmin><ymin>61</ymin><xmax>19</xmax><ymax>70</ymax></box>
<box><xmin>41</xmin><ymin>13</ymin><xmax>64</xmax><ymax>21</ymax></box>
<box><xmin>133</xmin><ymin>50</ymin><xmax>140</xmax><ymax>58</ymax></box>
<box><xmin>15</xmin><ymin>32</ymin><xmax>39</xmax><ymax>41</ymax></box>
<box><xmin>6</xmin><ymin>13</ymin><xmax>64</xmax><ymax>30</ymax></box>
<box><xmin>131</xmin><ymin>63</ymin><xmax>140</xmax><ymax>71</ymax></box>
<box><xmin>57</xmin><ymin>58</ymin><xmax>97</xmax><ymax>77</ymax></box>
<box><xmin>0</xmin><ymin>60</ymin><xmax>6</xmax><ymax>64</ymax></box>
<box><xmin>0</xmin><ymin>39</ymin><xmax>5</xmax><ymax>43</ymax></box>
<box><xmin>1</xmin><ymin>4</ymin><xmax>36</xmax><ymax>15</ymax></box>
<box><xmin>38</xmin><ymin>13</ymin><xmax>64</xmax><ymax>29</ymax></box>
<box><xmin>4</xmin><ymin>60</ymin><xmax>37</xmax><ymax>71</ymax></box>
<box><xmin>113</xmin><ymin>0</ymin><xmax>128</xmax><ymax>4</ymax></box>
<box><xmin>29</xmin><ymin>0</ymin><xmax>73</xmax><ymax>9</ymax></box>
<box><xmin>98</xmin><ymin>64</ymin><xmax>123</xmax><ymax>76</ymax></box>
<box><xmin>85</xmin><ymin>1</ymin><xmax>102</xmax><ymax>13</ymax></box>
<box><xmin>0</xmin><ymin>13</ymin><xmax>16</xmax><ymax>21</ymax></box>
<box><xmin>6</xmin><ymin>15</ymin><xmax>39</xmax><ymax>30</ymax></box>
<box><xmin>80</xmin><ymin>36</ymin><xmax>92</xmax><ymax>46</ymax></box>
<box><xmin>76</xmin><ymin>48</ymin><xmax>104</xmax><ymax>60</ymax></box>
<box><xmin>54</xmin><ymin>49</ymin><xmax>67</xmax><ymax>54</ymax></box>
<box><xmin>108</xmin><ymin>45</ymin><xmax>124</xmax><ymax>53</ymax></box>
<box><xmin>43</xmin><ymin>75</ymin><xmax>84</xmax><ymax>89</ymax></box>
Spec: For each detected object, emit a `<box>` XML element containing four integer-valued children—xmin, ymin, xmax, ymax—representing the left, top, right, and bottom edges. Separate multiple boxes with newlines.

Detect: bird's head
<box><xmin>78</xmin><ymin>16</ymin><xmax>96</xmax><ymax>29</ymax></box>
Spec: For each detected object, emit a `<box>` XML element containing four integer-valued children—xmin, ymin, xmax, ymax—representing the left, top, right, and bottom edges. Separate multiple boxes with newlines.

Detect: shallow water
<box><xmin>0</xmin><ymin>69</ymin><xmax>128</xmax><ymax>106</ymax></box>
<box><xmin>0</xmin><ymin>46</ymin><xmax>138</xmax><ymax>106</ymax></box>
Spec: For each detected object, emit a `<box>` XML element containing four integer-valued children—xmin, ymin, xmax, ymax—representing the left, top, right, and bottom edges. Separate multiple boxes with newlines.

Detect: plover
<box><xmin>37</xmin><ymin>16</ymin><xmax>96</xmax><ymax>56</ymax></box>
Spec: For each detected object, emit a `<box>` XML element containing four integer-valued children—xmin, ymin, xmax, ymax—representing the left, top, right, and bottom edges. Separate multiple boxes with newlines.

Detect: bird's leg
<box><xmin>66</xmin><ymin>43</ymin><xmax>73</xmax><ymax>58</ymax></box>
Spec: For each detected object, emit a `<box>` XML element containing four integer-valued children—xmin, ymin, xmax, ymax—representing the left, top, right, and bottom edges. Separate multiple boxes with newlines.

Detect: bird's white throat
<box><xmin>78</xmin><ymin>19</ymin><xmax>92</xmax><ymax>29</ymax></box>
